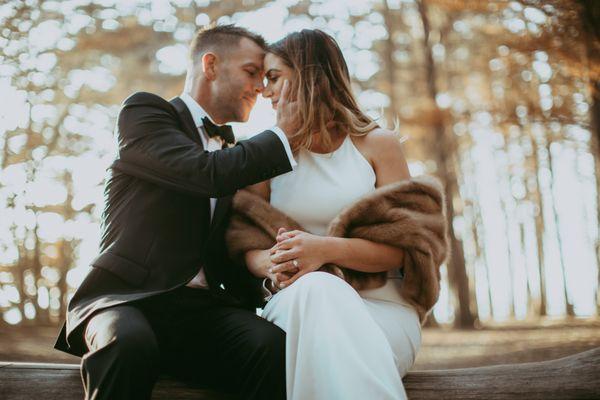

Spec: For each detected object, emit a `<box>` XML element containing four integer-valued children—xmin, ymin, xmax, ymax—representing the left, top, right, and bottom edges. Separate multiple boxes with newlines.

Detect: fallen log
<box><xmin>1</xmin><ymin>347</ymin><xmax>599</xmax><ymax>399</ymax></box>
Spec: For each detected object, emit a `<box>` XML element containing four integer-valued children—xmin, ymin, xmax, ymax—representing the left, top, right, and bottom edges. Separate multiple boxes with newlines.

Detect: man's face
<box><xmin>212</xmin><ymin>37</ymin><xmax>265</xmax><ymax>123</ymax></box>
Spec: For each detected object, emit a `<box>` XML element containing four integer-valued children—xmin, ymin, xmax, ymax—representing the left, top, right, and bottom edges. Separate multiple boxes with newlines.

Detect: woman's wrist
<box><xmin>320</xmin><ymin>236</ymin><xmax>343</xmax><ymax>265</ymax></box>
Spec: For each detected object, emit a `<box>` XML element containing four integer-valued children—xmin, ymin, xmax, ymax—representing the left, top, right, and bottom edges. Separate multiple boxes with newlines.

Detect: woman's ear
<box><xmin>201</xmin><ymin>52</ymin><xmax>217</xmax><ymax>81</ymax></box>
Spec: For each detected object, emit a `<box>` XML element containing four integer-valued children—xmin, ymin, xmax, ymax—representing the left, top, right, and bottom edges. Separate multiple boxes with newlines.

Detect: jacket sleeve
<box><xmin>113</xmin><ymin>92</ymin><xmax>292</xmax><ymax>198</ymax></box>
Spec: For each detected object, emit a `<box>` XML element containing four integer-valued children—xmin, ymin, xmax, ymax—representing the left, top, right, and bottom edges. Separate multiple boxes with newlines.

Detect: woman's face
<box><xmin>262</xmin><ymin>53</ymin><xmax>294</xmax><ymax>109</ymax></box>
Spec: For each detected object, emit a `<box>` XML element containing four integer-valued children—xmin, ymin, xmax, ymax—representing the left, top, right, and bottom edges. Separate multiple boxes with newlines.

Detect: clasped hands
<box><xmin>266</xmin><ymin>227</ymin><xmax>329</xmax><ymax>290</ymax></box>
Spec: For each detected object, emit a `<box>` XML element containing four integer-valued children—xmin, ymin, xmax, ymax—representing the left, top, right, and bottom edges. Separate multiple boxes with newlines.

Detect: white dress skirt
<box><xmin>262</xmin><ymin>274</ymin><xmax>421</xmax><ymax>400</ymax></box>
<box><xmin>266</xmin><ymin>135</ymin><xmax>422</xmax><ymax>399</ymax></box>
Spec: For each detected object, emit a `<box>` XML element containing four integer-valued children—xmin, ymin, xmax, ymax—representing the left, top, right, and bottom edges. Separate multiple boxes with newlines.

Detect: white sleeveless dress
<box><xmin>262</xmin><ymin>135</ymin><xmax>421</xmax><ymax>400</ymax></box>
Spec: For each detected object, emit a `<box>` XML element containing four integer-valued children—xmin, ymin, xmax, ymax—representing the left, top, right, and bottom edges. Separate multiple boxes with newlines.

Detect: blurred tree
<box><xmin>1</xmin><ymin>0</ymin><xmax>598</xmax><ymax>330</ymax></box>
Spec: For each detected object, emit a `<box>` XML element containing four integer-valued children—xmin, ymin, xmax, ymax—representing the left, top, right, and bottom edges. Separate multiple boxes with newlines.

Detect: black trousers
<box><xmin>81</xmin><ymin>286</ymin><xmax>286</xmax><ymax>400</ymax></box>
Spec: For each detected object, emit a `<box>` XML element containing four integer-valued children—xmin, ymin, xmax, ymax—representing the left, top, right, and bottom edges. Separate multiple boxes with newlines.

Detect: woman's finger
<box><xmin>275</xmin><ymin>228</ymin><xmax>290</xmax><ymax>243</ymax></box>
<box><xmin>276</xmin><ymin>230</ymin><xmax>298</xmax><ymax>243</ymax></box>
<box><xmin>270</xmin><ymin>260</ymin><xmax>299</xmax><ymax>274</ymax></box>
<box><xmin>271</xmin><ymin>239</ymin><xmax>294</xmax><ymax>254</ymax></box>
<box><xmin>270</xmin><ymin>249</ymin><xmax>298</xmax><ymax>263</ymax></box>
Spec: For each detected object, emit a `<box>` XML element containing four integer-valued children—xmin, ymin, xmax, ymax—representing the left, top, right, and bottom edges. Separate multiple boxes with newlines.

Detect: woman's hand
<box><xmin>245</xmin><ymin>248</ymin><xmax>295</xmax><ymax>292</ymax></box>
<box><xmin>269</xmin><ymin>228</ymin><xmax>330</xmax><ymax>288</ymax></box>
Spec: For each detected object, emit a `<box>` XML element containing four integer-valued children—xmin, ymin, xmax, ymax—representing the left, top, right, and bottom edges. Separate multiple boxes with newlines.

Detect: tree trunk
<box><xmin>416</xmin><ymin>0</ymin><xmax>474</xmax><ymax>328</ymax></box>
<box><xmin>545</xmin><ymin>137</ymin><xmax>576</xmax><ymax>316</ymax></box>
<box><xmin>578</xmin><ymin>0</ymin><xmax>600</xmax><ymax>316</ymax></box>
<box><xmin>382</xmin><ymin>0</ymin><xmax>399</xmax><ymax>125</ymax></box>
<box><xmin>529</xmin><ymin>128</ymin><xmax>548</xmax><ymax>317</ymax></box>
<box><xmin>591</xmin><ymin>84</ymin><xmax>600</xmax><ymax>315</ymax></box>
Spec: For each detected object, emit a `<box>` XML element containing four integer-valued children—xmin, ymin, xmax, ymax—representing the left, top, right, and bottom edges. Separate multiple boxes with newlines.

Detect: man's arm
<box><xmin>113</xmin><ymin>92</ymin><xmax>292</xmax><ymax>197</ymax></box>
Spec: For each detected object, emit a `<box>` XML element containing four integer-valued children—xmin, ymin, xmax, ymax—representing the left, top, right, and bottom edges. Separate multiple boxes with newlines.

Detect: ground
<box><xmin>1</xmin><ymin>318</ymin><xmax>599</xmax><ymax>370</ymax></box>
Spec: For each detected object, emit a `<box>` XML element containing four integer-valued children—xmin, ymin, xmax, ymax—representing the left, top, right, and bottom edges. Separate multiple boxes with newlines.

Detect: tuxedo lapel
<box><xmin>171</xmin><ymin>96</ymin><xmax>234</xmax><ymax>239</ymax></box>
<box><xmin>170</xmin><ymin>96</ymin><xmax>204</xmax><ymax>147</ymax></box>
<box><xmin>209</xmin><ymin>196</ymin><xmax>233</xmax><ymax>237</ymax></box>
<box><xmin>170</xmin><ymin>96</ymin><xmax>211</xmax><ymax>226</ymax></box>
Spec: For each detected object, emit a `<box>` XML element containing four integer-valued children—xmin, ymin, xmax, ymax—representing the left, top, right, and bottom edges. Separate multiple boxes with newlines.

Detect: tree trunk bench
<box><xmin>1</xmin><ymin>347</ymin><xmax>599</xmax><ymax>399</ymax></box>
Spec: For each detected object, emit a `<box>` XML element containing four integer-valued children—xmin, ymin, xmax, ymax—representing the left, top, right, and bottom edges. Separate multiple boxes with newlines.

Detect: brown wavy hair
<box><xmin>268</xmin><ymin>29</ymin><xmax>379</xmax><ymax>152</ymax></box>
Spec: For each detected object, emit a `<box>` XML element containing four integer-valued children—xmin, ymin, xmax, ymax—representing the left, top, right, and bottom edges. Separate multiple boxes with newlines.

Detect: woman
<box><xmin>227</xmin><ymin>29</ymin><xmax>449</xmax><ymax>400</ymax></box>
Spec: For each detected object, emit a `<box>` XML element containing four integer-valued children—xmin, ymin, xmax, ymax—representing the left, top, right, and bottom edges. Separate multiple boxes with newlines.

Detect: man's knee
<box><xmin>84</xmin><ymin>306</ymin><xmax>159</xmax><ymax>366</ymax></box>
<box><xmin>246</xmin><ymin>322</ymin><xmax>286</xmax><ymax>366</ymax></box>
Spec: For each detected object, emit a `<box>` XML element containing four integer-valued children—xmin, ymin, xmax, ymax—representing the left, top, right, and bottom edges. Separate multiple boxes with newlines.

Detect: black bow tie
<box><xmin>202</xmin><ymin>117</ymin><xmax>234</xmax><ymax>144</ymax></box>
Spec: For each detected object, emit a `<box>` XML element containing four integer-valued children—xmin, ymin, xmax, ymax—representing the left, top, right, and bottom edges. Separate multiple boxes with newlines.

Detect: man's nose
<box><xmin>254</xmin><ymin>79</ymin><xmax>265</xmax><ymax>93</ymax></box>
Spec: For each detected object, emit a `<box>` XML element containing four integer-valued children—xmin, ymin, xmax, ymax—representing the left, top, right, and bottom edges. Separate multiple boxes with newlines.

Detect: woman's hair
<box><xmin>268</xmin><ymin>29</ymin><xmax>379</xmax><ymax>152</ymax></box>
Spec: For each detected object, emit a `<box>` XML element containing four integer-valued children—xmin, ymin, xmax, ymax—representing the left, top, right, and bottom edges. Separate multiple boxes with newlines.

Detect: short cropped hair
<box><xmin>189</xmin><ymin>24</ymin><xmax>266</xmax><ymax>62</ymax></box>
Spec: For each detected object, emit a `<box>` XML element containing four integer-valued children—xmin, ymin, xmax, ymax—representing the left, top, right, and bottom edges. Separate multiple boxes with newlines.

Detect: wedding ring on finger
<box><xmin>292</xmin><ymin>259</ymin><xmax>299</xmax><ymax>268</ymax></box>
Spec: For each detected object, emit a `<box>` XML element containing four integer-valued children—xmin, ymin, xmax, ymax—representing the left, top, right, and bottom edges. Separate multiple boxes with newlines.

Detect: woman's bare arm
<box><xmin>270</xmin><ymin>130</ymin><xmax>411</xmax><ymax>286</ymax></box>
<box><xmin>328</xmin><ymin>129</ymin><xmax>410</xmax><ymax>272</ymax></box>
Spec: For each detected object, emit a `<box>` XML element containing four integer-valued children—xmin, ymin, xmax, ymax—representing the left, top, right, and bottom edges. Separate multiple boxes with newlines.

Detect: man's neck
<box><xmin>186</xmin><ymin>86</ymin><xmax>226</xmax><ymax>125</ymax></box>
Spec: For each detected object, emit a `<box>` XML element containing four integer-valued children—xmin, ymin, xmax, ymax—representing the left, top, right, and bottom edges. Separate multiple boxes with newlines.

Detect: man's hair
<box><xmin>189</xmin><ymin>24</ymin><xmax>266</xmax><ymax>62</ymax></box>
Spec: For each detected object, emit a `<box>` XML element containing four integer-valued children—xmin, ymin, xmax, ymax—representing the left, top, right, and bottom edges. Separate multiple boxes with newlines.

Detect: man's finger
<box><xmin>280</xmin><ymin>270</ymin><xmax>307</xmax><ymax>288</ymax></box>
<box><xmin>275</xmin><ymin>271</ymin><xmax>296</xmax><ymax>282</ymax></box>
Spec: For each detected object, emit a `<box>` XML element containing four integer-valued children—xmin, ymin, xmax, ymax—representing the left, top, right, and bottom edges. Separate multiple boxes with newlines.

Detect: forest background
<box><xmin>1</xmin><ymin>0</ymin><xmax>599</xmax><ymax>368</ymax></box>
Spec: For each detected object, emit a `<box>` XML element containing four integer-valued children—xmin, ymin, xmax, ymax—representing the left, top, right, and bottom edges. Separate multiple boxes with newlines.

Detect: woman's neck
<box><xmin>308</xmin><ymin>131</ymin><xmax>345</xmax><ymax>154</ymax></box>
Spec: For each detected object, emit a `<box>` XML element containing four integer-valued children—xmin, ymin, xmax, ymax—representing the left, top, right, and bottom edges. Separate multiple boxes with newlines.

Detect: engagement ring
<box><xmin>292</xmin><ymin>259</ymin><xmax>299</xmax><ymax>268</ymax></box>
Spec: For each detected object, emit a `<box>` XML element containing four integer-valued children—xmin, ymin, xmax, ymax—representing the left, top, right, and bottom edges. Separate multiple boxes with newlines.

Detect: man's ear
<box><xmin>201</xmin><ymin>52</ymin><xmax>218</xmax><ymax>81</ymax></box>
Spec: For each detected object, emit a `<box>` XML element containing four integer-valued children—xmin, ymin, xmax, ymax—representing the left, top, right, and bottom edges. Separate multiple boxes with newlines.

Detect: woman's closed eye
<box><xmin>266</xmin><ymin>74</ymin><xmax>279</xmax><ymax>83</ymax></box>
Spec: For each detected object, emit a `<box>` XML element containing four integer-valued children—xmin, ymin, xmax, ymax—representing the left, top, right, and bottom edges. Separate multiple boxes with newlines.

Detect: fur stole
<box><xmin>225</xmin><ymin>175</ymin><xmax>450</xmax><ymax>324</ymax></box>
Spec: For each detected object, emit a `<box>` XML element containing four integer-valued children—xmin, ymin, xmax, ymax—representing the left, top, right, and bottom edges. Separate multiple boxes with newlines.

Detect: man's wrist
<box><xmin>270</xmin><ymin>126</ymin><xmax>297</xmax><ymax>169</ymax></box>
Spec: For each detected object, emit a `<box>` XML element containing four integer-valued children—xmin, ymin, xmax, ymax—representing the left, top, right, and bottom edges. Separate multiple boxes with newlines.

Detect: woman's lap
<box><xmin>262</xmin><ymin>271</ymin><xmax>421</xmax><ymax>375</ymax></box>
<box><xmin>362</xmin><ymin>298</ymin><xmax>421</xmax><ymax>376</ymax></box>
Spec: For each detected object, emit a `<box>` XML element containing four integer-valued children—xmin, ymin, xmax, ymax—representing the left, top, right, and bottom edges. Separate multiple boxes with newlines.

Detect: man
<box><xmin>54</xmin><ymin>24</ymin><xmax>297</xmax><ymax>400</ymax></box>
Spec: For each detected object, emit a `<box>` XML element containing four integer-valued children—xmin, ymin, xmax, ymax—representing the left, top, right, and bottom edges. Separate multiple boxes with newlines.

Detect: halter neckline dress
<box><xmin>263</xmin><ymin>134</ymin><xmax>421</xmax><ymax>400</ymax></box>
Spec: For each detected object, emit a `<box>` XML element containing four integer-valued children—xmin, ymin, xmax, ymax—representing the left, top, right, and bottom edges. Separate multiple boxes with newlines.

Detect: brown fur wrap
<box><xmin>225</xmin><ymin>175</ymin><xmax>450</xmax><ymax>324</ymax></box>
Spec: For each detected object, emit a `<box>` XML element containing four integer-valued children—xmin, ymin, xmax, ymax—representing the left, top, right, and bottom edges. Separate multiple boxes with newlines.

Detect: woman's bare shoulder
<box><xmin>353</xmin><ymin>128</ymin><xmax>410</xmax><ymax>185</ymax></box>
<box><xmin>351</xmin><ymin>128</ymin><xmax>405</xmax><ymax>159</ymax></box>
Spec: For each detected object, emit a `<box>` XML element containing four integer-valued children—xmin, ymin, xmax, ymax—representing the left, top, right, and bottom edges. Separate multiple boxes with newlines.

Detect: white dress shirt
<box><xmin>179</xmin><ymin>92</ymin><xmax>296</xmax><ymax>289</ymax></box>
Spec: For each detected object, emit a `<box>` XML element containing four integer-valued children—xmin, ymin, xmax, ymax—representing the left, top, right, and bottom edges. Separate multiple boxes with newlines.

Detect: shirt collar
<box><xmin>179</xmin><ymin>92</ymin><xmax>221</xmax><ymax>128</ymax></box>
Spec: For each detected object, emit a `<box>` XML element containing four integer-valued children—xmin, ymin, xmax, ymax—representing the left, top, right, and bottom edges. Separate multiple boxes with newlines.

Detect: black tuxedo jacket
<box><xmin>54</xmin><ymin>92</ymin><xmax>292</xmax><ymax>356</ymax></box>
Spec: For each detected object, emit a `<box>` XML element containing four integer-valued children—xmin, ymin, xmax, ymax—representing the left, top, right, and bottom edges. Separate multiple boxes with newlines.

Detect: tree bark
<box><xmin>416</xmin><ymin>0</ymin><xmax>475</xmax><ymax>328</ymax></box>
<box><xmin>545</xmin><ymin>137</ymin><xmax>576</xmax><ymax>316</ymax></box>
<box><xmin>529</xmin><ymin>128</ymin><xmax>548</xmax><ymax>316</ymax></box>
<box><xmin>382</xmin><ymin>0</ymin><xmax>399</xmax><ymax>125</ymax></box>
<box><xmin>578</xmin><ymin>0</ymin><xmax>600</xmax><ymax>316</ymax></box>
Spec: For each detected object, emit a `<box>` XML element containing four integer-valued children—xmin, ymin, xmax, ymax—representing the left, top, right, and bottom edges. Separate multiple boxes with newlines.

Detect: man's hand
<box><xmin>276</xmin><ymin>80</ymin><xmax>300</xmax><ymax>139</ymax></box>
<box><xmin>266</xmin><ymin>228</ymin><xmax>297</xmax><ymax>289</ymax></box>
